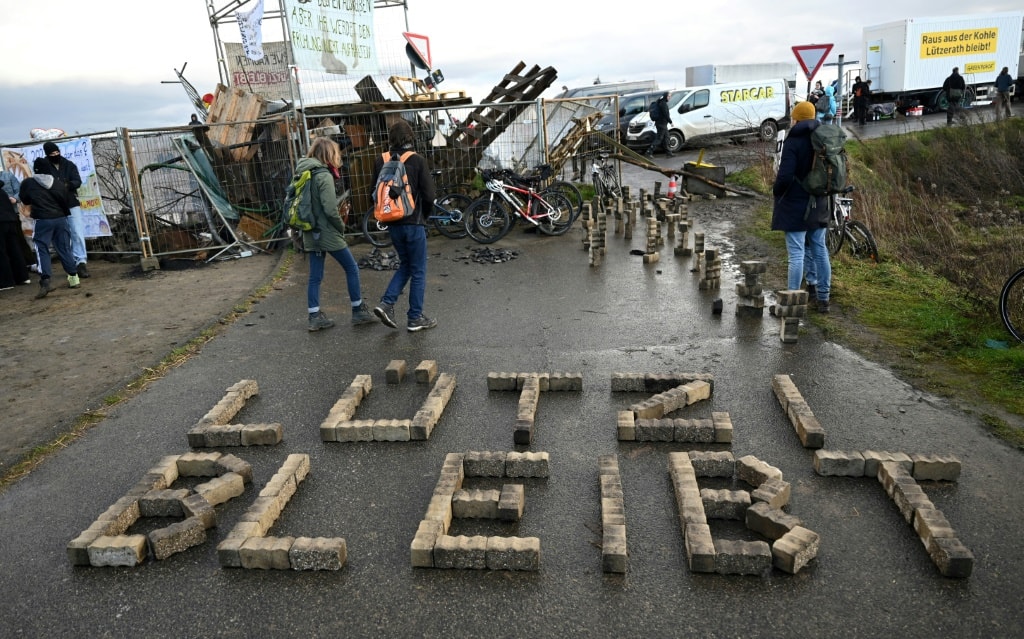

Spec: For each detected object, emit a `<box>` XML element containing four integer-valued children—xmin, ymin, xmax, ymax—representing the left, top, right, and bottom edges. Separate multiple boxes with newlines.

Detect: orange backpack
<box><xmin>373</xmin><ymin>151</ymin><xmax>417</xmax><ymax>223</ymax></box>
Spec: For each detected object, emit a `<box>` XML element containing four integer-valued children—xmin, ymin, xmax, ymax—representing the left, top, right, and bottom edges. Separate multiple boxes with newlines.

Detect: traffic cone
<box><xmin>667</xmin><ymin>175</ymin><xmax>678</xmax><ymax>199</ymax></box>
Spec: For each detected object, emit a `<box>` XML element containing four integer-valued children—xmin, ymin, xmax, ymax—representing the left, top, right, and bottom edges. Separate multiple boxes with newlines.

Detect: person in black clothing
<box><xmin>19</xmin><ymin>173</ymin><xmax>79</xmax><ymax>299</ymax></box>
<box><xmin>942</xmin><ymin>67</ymin><xmax>967</xmax><ymax>126</ymax></box>
<box><xmin>371</xmin><ymin>119</ymin><xmax>438</xmax><ymax>332</ymax></box>
<box><xmin>645</xmin><ymin>92</ymin><xmax>674</xmax><ymax>158</ymax></box>
<box><xmin>852</xmin><ymin>76</ymin><xmax>869</xmax><ymax>125</ymax></box>
<box><xmin>0</xmin><ymin>183</ymin><xmax>30</xmax><ymax>290</ymax></box>
<box><xmin>32</xmin><ymin>142</ymin><xmax>89</xmax><ymax>278</ymax></box>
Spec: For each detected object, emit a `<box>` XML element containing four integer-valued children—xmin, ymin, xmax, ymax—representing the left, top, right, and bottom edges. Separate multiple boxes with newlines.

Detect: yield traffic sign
<box><xmin>403</xmin><ymin>32</ymin><xmax>432</xmax><ymax>70</ymax></box>
<box><xmin>791</xmin><ymin>44</ymin><xmax>834</xmax><ymax>80</ymax></box>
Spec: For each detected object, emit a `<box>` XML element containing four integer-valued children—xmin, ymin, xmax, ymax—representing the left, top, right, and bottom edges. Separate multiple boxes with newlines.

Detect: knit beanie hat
<box><xmin>791</xmin><ymin>101</ymin><xmax>816</xmax><ymax>123</ymax></box>
<box><xmin>43</xmin><ymin>141</ymin><xmax>60</xmax><ymax>155</ymax></box>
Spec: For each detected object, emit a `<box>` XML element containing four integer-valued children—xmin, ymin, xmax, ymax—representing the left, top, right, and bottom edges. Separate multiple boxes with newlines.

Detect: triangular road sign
<box><xmin>403</xmin><ymin>32</ymin><xmax>432</xmax><ymax>70</ymax></box>
<box><xmin>792</xmin><ymin>44</ymin><xmax>833</xmax><ymax>80</ymax></box>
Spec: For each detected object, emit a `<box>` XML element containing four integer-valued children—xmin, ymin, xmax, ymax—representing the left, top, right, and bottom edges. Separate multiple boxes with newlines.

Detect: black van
<box><xmin>592</xmin><ymin>90</ymin><xmax>665</xmax><ymax>143</ymax></box>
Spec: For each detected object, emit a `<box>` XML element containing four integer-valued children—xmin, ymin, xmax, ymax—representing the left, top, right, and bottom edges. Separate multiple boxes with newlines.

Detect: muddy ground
<box><xmin>0</xmin><ymin>252</ymin><xmax>281</xmax><ymax>473</ymax></box>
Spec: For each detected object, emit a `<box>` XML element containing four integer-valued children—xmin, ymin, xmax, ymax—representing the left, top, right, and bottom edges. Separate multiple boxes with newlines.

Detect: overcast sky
<box><xmin>0</xmin><ymin>0</ymin><xmax>1021</xmax><ymax>145</ymax></box>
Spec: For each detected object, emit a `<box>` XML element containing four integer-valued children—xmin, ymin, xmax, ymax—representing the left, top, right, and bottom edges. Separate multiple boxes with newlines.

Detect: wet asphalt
<box><xmin>1</xmin><ymin>107</ymin><xmax>1023</xmax><ymax>638</ymax></box>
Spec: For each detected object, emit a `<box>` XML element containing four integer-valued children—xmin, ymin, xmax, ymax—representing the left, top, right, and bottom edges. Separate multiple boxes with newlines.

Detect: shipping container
<box><xmin>685</xmin><ymin>63</ymin><xmax>798</xmax><ymax>87</ymax></box>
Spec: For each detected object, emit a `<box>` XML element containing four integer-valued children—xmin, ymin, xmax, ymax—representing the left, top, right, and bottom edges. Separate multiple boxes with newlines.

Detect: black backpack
<box><xmin>815</xmin><ymin>94</ymin><xmax>829</xmax><ymax>114</ymax></box>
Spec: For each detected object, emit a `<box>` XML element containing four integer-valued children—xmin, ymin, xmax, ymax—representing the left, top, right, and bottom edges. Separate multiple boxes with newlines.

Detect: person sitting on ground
<box><xmin>19</xmin><ymin>170</ymin><xmax>79</xmax><ymax>299</ymax></box>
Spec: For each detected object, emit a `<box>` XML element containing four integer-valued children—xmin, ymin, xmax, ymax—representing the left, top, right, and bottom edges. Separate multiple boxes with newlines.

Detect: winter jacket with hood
<box><xmin>816</xmin><ymin>86</ymin><xmax>837</xmax><ymax>121</ymax></box>
<box><xmin>19</xmin><ymin>174</ymin><xmax>71</xmax><ymax>220</ymax></box>
<box><xmin>771</xmin><ymin>118</ymin><xmax>828</xmax><ymax>232</ymax></box>
<box><xmin>33</xmin><ymin>155</ymin><xmax>82</xmax><ymax>208</ymax></box>
<box><xmin>371</xmin><ymin>144</ymin><xmax>435</xmax><ymax>227</ymax></box>
<box><xmin>294</xmin><ymin>156</ymin><xmax>348</xmax><ymax>253</ymax></box>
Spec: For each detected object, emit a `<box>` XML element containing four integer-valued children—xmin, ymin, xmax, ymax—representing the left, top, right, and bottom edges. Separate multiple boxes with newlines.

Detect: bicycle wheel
<box><xmin>602</xmin><ymin>167</ymin><xmax>622</xmax><ymax>199</ymax></box>
<box><xmin>432</xmin><ymin>193</ymin><xmax>472</xmax><ymax>239</ymax></box>
<box><xmin>844</xmin><ymin>220</ymin><xmax>878</xmax><ymax>262</ymax></box>
<box><xmin>534</xmin><ymin>192</ymin><xmax>575</xmax><ymax>236</ymax></box>
<box><xmin>826</xmin><ymin>215</ymin><xmax>846</xmax><ymax>255</ymax></box>
<box><xmin>361</xmin><ymin>209</ymin><xmax>392</xmax><ymax>248</ymax></box>
<box><xmin>546</xmin><ymin>180</ymin><xmax>583</xmax><ymax>221</ymax></box>
<box><xmin>999</xmin><ymin>268</ymin><xmax>1024</xmax><ymax>342</ymax></box>
<box><xmin>465</xmin><ymin>196</ymin><xmax>512</xmax><ymax>244</ymax></box>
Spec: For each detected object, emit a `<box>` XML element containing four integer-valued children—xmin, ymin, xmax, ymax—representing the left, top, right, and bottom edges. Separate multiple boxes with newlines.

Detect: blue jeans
<box><xmin>68</xmin><ymin>206</ymin><xmax>87</xmax><ymax>264</ymax></box>
<box><xmin>382</xmin><ymin>223</ymin><xmax>427</xmax><ymax>320</ymax></box>
<box><xmin>786</xmin><ymin>228</ymin><xmax>830</xmax><ymax>300</ymax></box>
<box><xmin>32</xmin><ymin>217</ymin><xmax>77</xmax><ymax>280</ymax></box>
<box><xmin>307</xmin><ymin>247</ymin><xmax>362</xmax><ymax>312</ymax></box>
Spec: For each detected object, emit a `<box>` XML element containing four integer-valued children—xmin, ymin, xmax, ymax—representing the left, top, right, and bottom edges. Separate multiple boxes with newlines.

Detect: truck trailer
<box><xmin>685</xmin><ymin>62</ymin><xmax>798</xmax><ymax>87</ymax></box>
<box><xmin>863</xmin><ymin>11</ymin><xmax>1024</xmax><ymax>112</ymax></box>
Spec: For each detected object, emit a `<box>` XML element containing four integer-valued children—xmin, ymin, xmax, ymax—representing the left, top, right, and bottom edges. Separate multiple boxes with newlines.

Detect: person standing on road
<box><xmin>18</xmin><ymin>171</ymin><xmax>79</xmax><ymax>299</ymax></box>
<box><xmin>32</xmin><ymin>143</ymin><xmax>89</xmax><ymax>279</ymax></box>
<box><xmin>994</xmin><ymin>66</ymin><xmax>1013</xmax><ymax>121</ymax></box>
<box><xmin>772</xmin><ymin>100</ymin><xmax>831</xmax><ymax>313</ymax></box>
<box><xmin>852</xmin><ymin>76</ymin><xmax>868</xmax><ymax>125</ymax></box>
<box><xmin>372</xmin><ymin>120</ymin><xmax>437</xmax><ymax>332</ymax></box>
<box><xmin>942</xmin><ymin>67</ymin><xmax>967</xmax><ymax>126</ymax></box>
<box><xmin>645</xmin><ymin>92</ymin><xmax>674</xmax><ymax>158</ymax></box>
<box><xmin>298</xmin><ymin>137</ymin><xmax>377</xmax><ymax>331</ymax></box>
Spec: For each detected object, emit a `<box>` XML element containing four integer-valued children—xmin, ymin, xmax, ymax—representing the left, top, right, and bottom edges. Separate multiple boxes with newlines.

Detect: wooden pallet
<box><xmin>205</xmin><ymin>83</ymin><xmax>268</xmax><ymax>162</ymax></box>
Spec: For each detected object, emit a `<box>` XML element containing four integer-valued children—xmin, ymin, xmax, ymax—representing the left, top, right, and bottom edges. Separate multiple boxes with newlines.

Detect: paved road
<box><xmin>1</xmin><ymin>107</ymin><xmax>1022</xmax><ymax>638</ymax></box>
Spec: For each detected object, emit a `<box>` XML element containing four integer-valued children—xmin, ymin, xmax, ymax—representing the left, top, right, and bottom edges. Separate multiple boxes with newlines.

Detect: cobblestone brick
<box><xmin>464</xmin><ymin>451</ymin><xmax>507</xmax><ymax>477</ymax></box>
<box><xmin>194</xmin><ymin>472</ymin><xmax>245</xmax><ymax>506</ymax></box>
<box><xmin>911</xmin><ymin>454</ymin><xmax>962</xmax><ymax>482</ymax></box>
<box><xmin>673</xmin><ymin>418</ymin><xmax>715</xmax><ymax>443</ymax></box>
<box><xmin>88</xmin><ymin>535</ymin><xmax>148</xmax><ymax>567</ymax></box>
<box><xmin>688</xmin><ymin>451</ymin><xmax>735</xmax><ymax>477</ymax></box>
<box><xmin>505</xmin><ymin>451</ymin><xmax>549</xmax><ymax>477</ymax></box>
<box><xmin>240</xmin><ymin>423</ymin><xmax>283</xmax><ymax>446</ymax></box>
<box><xmin>616</xmin><ymin>411</ymin><xmax>636</xmax><ymax>441</ymax></box>
<box><xmin>772</xmin><ymin>526</ymin><xmax>820</xmax><ymax>574</ymax></box>
<box><xmin>452</xmin><ymin>489</ymin><xmax>500</xmax><ymax>519</ymax></box>
<box><xmin>335</xmin><ymin>419</ymin><xmax>374</xmax><ymax>442</ymax></box>
<box><xmin>181</xmin><ymin>493</ymin><xmax>217</xmax><ymax>530</ymax></box>
<box><xmin>602</xmin><ymin>524</ymin><xmax>628</xmax><ymax>574</ymax></box>
<box><xmin>485</xmin><ymin>536</ymin><xmax>540</xmax><ymax>571</ymax></box>
<box><xmin>176</xmin><ymin>452</ymin><xmax>224</xmax><ymax>477</ymax></box>
<box><xmin>701</xmin><ymin>488</ymin><xmax>751</xmax><ymax>520</ymax></box>
<box><xmin>411</xmin><ymin>520</ymin><xmax>444</xmax><ymax>568</ymax></box>
<box><xmin>385</xmin><ymin>359</ymin><xmax>407</xmax><ymax>383</ymax></box>
<box><xmin>714</xmin><ymin>539</ymin><xmax>772</xmax><ymax>575</ymax></box>
<box><xmin>148</xmin><ymin>516</ymin><xmax>206</xmax><ymax>560</ymax></box>
<box><xmin>861</xmin><ymin>450</ymin><xmax>913</xmax><ymax>478</ymax></box>
<box><xmin>684</xmin><ymin>523</ymin><xmax>716</xmax><ymax>573</ymax></box>
<box><xmin>813</xmin><ymin>450</ymin><xmax>866</xmax><ymax>477</ymax></box>
<box><xmin>487</xmin><ymin>372</ymin><xmax>518</xmax><ymax>391</ymax></box>
<box><xmin>745</xmin><ymin>501</ymin><xmax>802</xmax><ymax>540</ymax></box>
<box><xmin>414</xmin><ymin>360</ymin><xmax>439</xmax><ymax>384</ymax></box>
<box><xmin>498</xmin><ymin>484</ymin><xmax>525</xmax><ymax>521</ymax></box>
<box><xmin>736</xmin><ymin>455</ymin><xmax>783</xmax><ymax>488</ymax></box>
<box><xmin>635</xmin><ymin>418</ymin><xmax>674</xmax><ymax>440</ymax></box>
<box><xmin>434</xmin><ymin>534</ymin><xmax>488</xmax><ymax>569</ymax></box>
<box><xmin>913</xmin><ymin>508</ymin><xmax>956</xmax><ymax>550</ymax></box>
<box><xmin>239</xmin><ymin>536</ymin><xmax>294</xmax><ymax>570</ymax></box>
<box><xmin>927</xmin><ymin>535</ymin><xmax>974</xmax><ymax>578</ymax></box>
<box><xmin>289</xmin><ymin>537</ymin><xmax>347</xmax><ymax>571</ymax></box>
<box><xmin>750</xmin><ymin>478</ymin><xmax>791</xmax><ymax>509</ymax></box>
<box><xmin>712</xmin><ymin>411</ymin><xmax>733</xmax><ymax>443</ymax></box>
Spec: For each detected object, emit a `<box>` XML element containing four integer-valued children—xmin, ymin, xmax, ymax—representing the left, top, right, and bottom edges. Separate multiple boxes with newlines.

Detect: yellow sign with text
<box><xmin>965</xmin><ymin>61</ymin><xmax>996</xmax><ymax>74</ymax></box>
<box><xmin>719</xmin><ymin>85</ymin><xmax>775</xmax><ymax>103</ymax></box>
<box><xmin>920</xmin><ymin>28</ymin><xmax>999</xmax><ymax>58</ymax></box>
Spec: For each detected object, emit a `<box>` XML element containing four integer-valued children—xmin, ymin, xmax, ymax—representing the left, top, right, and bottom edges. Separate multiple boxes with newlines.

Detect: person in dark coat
<box><xmin>942</xmin><ymin>67</ymin><xmax>967</xmax><ymax>126</ymax></box>
<box><xmin>772</xmin><ymin>100</ymin><xmax>831</xmax><ymax>313</ymax></box>
<box><xmin>371</xmin><ymin>119</ymin><xmax>438</xmax><ymax>332</ymax></box>
<box><xmin>32</xmin><ymin>142</ymin><xmax>89</xmax><ymax>278</ymax></box>
<box><xmin>19</xmin><ymin>172</ymin><xmax>79</xmax><ymax>299</ymax></box>
<box><xmin>645</xmin><ymin>92</ymin><xmax>674</xmax><ymax>158</ymax></box>
<box><xmin>0</xmin><ymin>183</ymin><xmax>31</xmax><ymax>290</ymax></box>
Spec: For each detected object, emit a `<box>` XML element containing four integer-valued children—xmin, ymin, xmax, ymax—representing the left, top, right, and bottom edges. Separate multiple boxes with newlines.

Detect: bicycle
<box><xmin>590</xmin><ymin>152</ymin><xmax>622</xmax><ymax>200</ymax></box>
<box><xmin>1000</xmin><ymin>268</ymin><xmax>1024</xmax><ymax>342</ymax></box>
<box><xmin>361</xmin><ymin>192</ymin><xmax>476</xmax><ymax>247</ymax></box>
<box><xmin>825</xmin><ymin>185</ymin><xmax>879</xmax><ymax>262</ymax></box>
<box><xmin>464</xmin><ymin>168</ymin><xmax>576</xmax><ymax>244</ymax></box>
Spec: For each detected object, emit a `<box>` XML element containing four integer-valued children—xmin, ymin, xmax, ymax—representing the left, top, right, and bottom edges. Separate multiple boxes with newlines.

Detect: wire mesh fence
<box><xmin>0</xmin><ymin>95</ymin><xmax>641</xmax><ymax>267</ymax></box>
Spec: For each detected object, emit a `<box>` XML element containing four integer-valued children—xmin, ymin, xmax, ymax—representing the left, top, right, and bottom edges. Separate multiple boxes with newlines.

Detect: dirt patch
<box><xmin>0</xmin><ymin>253</ymin><xmax>280</xmax><ymax>474</ymax></box>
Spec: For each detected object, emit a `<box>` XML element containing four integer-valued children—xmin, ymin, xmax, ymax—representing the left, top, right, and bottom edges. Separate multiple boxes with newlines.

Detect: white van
<box><xmin>625</xmin><ymin>78</ymin><xmax>791</xmax><ymax>153</ymax></box>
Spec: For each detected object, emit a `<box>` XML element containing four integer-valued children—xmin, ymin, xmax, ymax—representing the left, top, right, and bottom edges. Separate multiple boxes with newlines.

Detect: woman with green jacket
<box><xmin>298</xmin><ymin>137</ymin><xmax>377</xmax><ymax>331</ymax></box>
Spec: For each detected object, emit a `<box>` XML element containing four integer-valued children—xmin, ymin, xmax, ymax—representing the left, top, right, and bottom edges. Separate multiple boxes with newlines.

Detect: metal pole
<box><xmin>116</xmin><ymin>127</ymin><xmax>158</xmax><ymax>271</ymax></box>
<box><xmin>836</xmin><ymin>54</ymin><xmax>845</xmax><ymax>125</ymax></box>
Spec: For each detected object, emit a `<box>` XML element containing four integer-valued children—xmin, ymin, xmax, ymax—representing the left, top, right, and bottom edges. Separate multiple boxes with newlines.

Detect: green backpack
<box><xmin>801</xmin><ymin>123</ymin><xmax>848</xmax><ymax>196</ymax></box>
<box><xmin>282</xmin><ymin>166</ymin><xmax>326</xmax><ymax>232</ymax></box>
